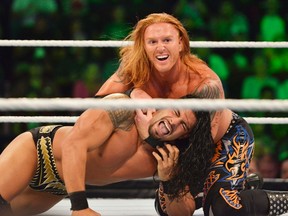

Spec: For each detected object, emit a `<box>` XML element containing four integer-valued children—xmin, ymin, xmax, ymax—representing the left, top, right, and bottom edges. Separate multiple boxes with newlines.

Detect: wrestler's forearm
<box><xmin>61</xmin><ymin>140</ymin><xmax>87</xmax><ymax>193</ymax></box>
<box><xmin>95</xmin><ymin>73</ymin><xmax>131</xmax><ymax>96</ymax></box>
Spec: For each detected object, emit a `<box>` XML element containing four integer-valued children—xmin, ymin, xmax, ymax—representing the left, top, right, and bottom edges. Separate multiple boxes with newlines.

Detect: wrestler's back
<box><xmin>53</xmin><ymin>126</ymin><xmax>156</xmax><ymax>186</ymax></box>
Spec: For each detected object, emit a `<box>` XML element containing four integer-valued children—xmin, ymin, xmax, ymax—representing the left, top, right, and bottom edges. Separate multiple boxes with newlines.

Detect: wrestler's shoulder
<box><xmin>100</xmin><ymin>93</ymin><xmax>134</xmax><ymax>130</ymax></box>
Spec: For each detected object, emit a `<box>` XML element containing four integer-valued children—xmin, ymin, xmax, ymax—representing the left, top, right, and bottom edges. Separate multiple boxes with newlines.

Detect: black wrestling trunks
<box><xmin>203</xmin><ymin>112</ymin><xmax>255</xmax><ymax>215</ymax></box>
<box><xmin>29</xmin><ymin>125</ymin><xmax>67</xmax><ymax>196</ymax></box>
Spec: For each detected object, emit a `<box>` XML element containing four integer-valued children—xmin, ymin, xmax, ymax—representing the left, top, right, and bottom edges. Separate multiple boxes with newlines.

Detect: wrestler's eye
<box><xmin>181</xmin><ymin>122</ymin><xmax>188</xmax><ymax>132</ymax></box>
<box><xmin>147</xmin><ymin>40</ymin><xmax>156</xmax><ymax>45</ymax></box>
<box><xmin>163</xmin><ymin>38</ymin><xmax>171</xmax><ymax>43</ymax></box>
<box><xmin>174</xmin><ymin>110</ymin><xmax>188</xmax><ymax>131</ymax></box>
<box><xmin>174</xmin><ymin>109</ymin><xmax>180</xmax><ymax>117</ymax></box>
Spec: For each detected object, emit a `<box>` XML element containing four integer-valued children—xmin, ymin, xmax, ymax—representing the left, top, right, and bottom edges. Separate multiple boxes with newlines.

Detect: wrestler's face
<box><xmin>144</xmin><ymin>22</ymin><xmax>183</xmax><ymax>73</ymax></box>
<box><xmin>148</xmin><ymin>109</ymin><xmax>196</xmax><ymax>141</ymax></box>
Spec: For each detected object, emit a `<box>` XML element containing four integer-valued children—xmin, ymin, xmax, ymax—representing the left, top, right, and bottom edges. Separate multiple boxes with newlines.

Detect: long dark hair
<box><xmin>166</xmin><ymin>109</ymin><xmax>215</xmax><ymax>199</ymax></box>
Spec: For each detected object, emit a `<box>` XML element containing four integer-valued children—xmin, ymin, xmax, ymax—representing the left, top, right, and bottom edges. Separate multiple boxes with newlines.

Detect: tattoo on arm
<box><xmin>192</xmin><ymin>80</ymin><xmax>222</xmax><ymax>119</ymax></box>
<box><xmin>103</xmin><ymin>93</ymin><xmax>135</xmax><ymax>131</ymax></box>
<box><xmin>107</xmin><ymin>109</ymin><xmax>134</xmax><ymax>131</ymax></box>
<box><xmin>193</xmin><ymin>80</ymin><xmax>221</xmax><ymax>99</ymax></box>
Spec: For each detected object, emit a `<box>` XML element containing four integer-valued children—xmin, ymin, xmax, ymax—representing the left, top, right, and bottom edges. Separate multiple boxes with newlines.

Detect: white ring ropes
<box><xmin>0</xmin><ymin>116</ymin><xmax>287</xmax><ymax>124</ymax></box>
<box><xmin>0</xmin><ymin>98</ymin><xmax>287</xmax><ymax>124</ymax></box>
<box><xmin>0</xmin><ymin>98</ymin><xmax>287</xmax><ymax>112</ymax></box>
<box><xmin>0</xmin><ymin>40</ymin><xmax>286</xmax><ymax>124</ymax></box>
<box><xmin>0</xmin><ymin>40</ymin><xmax>288</xmax><ymax>48</ymax></box>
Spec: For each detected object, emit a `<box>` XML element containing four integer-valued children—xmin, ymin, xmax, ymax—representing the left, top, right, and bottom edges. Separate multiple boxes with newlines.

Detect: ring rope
<box><xmin>0</xmin><ymin>116</ymin><xmax>78</xmax><ymax>123</ymax></box>
<box><xmin>0</xmin><ymin>40</ymin><xmax>288</xmax><ymax>48</ymax></box>
<box><xmin>0</xmin><ymin>116</ymin><xmax>287</xmax><ymax>124</ymax></box>
<box><xmin>0</xmin><ymin>98</ymin><xmax>287</xmax><ymax>112</ymax></box>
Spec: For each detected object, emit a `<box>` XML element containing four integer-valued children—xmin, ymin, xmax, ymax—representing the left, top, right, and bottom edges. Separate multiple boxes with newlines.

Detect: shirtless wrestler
<box><xmin>95</xmin><ymin>13</ymin><xmax>278</xmax><ymax>216</ymax></box>
<box><xmin>0</xmin><ymin>93</ymin><xmax>214</xmax><ymax>216</ymax></box>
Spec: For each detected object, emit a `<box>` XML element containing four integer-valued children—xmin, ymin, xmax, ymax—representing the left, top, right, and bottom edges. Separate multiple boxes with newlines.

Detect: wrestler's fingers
<box><xmin>164</xmin><ymin>144</ymin><xmax>179</xmax><ymax>161</ymax></box>
<box><xmin>171</xmin><ymin>145</ymin><xmax>180</xmax><ymax>161</ymax></box>
<box><xmin>142</xmin><ymin>109</ymin><xmax>155</xmax><ymax>119</ymax></box>
<box><xmin>146</xmin><ymin>108</ymin><xmax>156</xmax><ymax>115</ymax></box>
<box><xmin>135</xmin><ymin>109</ymin><xmax>145</xmax><ymax>117</ymax></box>
<box><xmin>140</xmin><ymin>108</ymin><xmax>149</xmax><ymax>115</ymax></box>
<box><xmin>135</xmin><ymin>108</ymin><xmax>155</xmax><ymax>117</ymax></box>
<box><xmin>164</xmin><ymin>143</ymin><xmax>173</xmax><ymax>151</ymax></box>
<box><xmin>152</xmin><ymin>152</ymin><xmax>164</xmax><ymax>165</ymax></box>
<box><xmin>156</xmin><ymin>146</ymin><xmax>169</xmax><ymax>160</ymax></box>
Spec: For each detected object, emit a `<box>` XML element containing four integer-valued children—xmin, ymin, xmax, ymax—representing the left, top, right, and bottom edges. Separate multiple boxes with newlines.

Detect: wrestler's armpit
<box><xmin>103</xmin><ymin>93</ymin><xmax>135</xmax><ymax>131</ymax></box>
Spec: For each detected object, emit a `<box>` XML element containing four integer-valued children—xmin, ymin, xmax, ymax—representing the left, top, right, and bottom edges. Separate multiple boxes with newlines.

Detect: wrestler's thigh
<box><xmin>11</xmin><ymin>186</ymin><xmax>66</xmax><ymax>215</ymax></box>
<box><xmin>0</xmin><ymin>132</ymin><xmax>37</xmax><ymax>200</ymax></box>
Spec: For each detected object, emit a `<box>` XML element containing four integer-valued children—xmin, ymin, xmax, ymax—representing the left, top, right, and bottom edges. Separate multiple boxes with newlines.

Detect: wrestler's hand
<box><xmin>134</xmin><ymin>108</ymin><xmax>155</xmax><ymax>140</ymax></box>
<box><xmin>72</xmin><ymin>208</ymin><xmax>101</xmax><ymax>216</ymax></box>
<box><xmin>152</xmin><ymin>144</ymin><xmax>180</xmax><ymax>181</ymax></box>
<box><xmin>130</xmin><ymin>88</ymin><xmax>156</xmax><ymax>117</ymax></box>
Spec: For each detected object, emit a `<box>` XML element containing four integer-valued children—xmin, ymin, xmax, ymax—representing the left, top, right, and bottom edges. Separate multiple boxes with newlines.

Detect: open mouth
<box><xmin>156</xmin><ymin>54</ymin><xmax>169</xmax><ymax>61</ymax></box>
<box><xmin>158</xmin><ymin>120</ymin><xmax>171</xmax><ymax>136</ymax></box>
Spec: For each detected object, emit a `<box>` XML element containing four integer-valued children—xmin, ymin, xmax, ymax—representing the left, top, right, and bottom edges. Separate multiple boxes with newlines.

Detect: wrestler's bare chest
<box><xmin>84</xmin><ymin>129</ymin><xmax>156</xmax><ymax>185</ymax></box>
<box><xmin>143</xmin><ymin>70</ymin><xmax>210</xmax><ymax>99</ymax></box>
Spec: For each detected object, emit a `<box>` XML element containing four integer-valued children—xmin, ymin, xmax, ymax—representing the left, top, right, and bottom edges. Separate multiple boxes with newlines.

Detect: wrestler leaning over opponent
<box><xmin>96</xmin><ymin>13</ymin><xmax>288</xmax><ymax>216</ymax></box>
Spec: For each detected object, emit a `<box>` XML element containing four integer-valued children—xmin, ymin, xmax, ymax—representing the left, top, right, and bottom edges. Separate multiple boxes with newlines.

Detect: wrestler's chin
<box><xmin>153</xmin><ymin>62</ymin><xmax>173</xmax><ymax>73</ymax></box>
<box><xmin>149</xmin><ymin>132</ymin><xmax>161</xmax><ymax>141</ymax></box>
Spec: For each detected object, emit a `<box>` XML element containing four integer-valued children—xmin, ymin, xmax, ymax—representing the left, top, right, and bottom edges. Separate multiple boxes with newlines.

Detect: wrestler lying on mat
<box><xmin>0</xmin><ymin>93</ymin><xmax>214</xmax><ymax>216</ymax></box>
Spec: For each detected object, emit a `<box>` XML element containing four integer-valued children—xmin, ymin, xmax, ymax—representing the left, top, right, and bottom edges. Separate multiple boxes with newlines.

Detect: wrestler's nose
<box><xmin>170</xmin><ymin>118</ymin><xmax>181</xmax><ymax>128</ymax></box>
<box><xmin>156</xmin><ymin>43</ymin><xmax>165</xmax><ymax>52</ymax></box>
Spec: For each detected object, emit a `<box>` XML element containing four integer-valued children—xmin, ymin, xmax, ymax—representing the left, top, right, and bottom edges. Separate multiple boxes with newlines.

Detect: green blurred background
<box><xmin>0</xmin><ymin>0</ymin><xmax>287</xmax><ymax>178</ymax></box>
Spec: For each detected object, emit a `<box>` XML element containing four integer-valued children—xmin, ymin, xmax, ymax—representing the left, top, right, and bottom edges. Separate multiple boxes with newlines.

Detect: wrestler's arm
<box><xmin>97</xmin><ymin>80</ymin><xmax>153</xmax><ymax>140</ymax></box>
<box><xmin>63</xmin><ymin>108</ymin><xmax>112</xmax><ymax>216</ymax></box>
<box><xmin>153</xmin><ymin>145</ymin><xmax>196</xmax><ymax>216</ymax></box>
<box><xmin>95</xmin><ymin>70</ymin><xmax>133</xmax><ymax>97</ymax></box>
<box><xmin>61</xmin><ymin>93</ymin><xmax>133</xmax><ymax>215</ymax></box>
<box><xmin>96</xmin><ymin>69</ymin><xmax>154</xmax><ymax>139</ymax></box>
<box><xmin>61</xmin><ymin>109</ymin><xmax>114</xmax><ymax>190</ymax></box>
<box><xmin>192</xmin><ymin>78</ymin><xmax>223</xmax><ymax>99</ymax></box>
<box><xmin>95</xmin><ymin>64</ymin><xmax>152</xmax><ymax>100</ymax></box>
